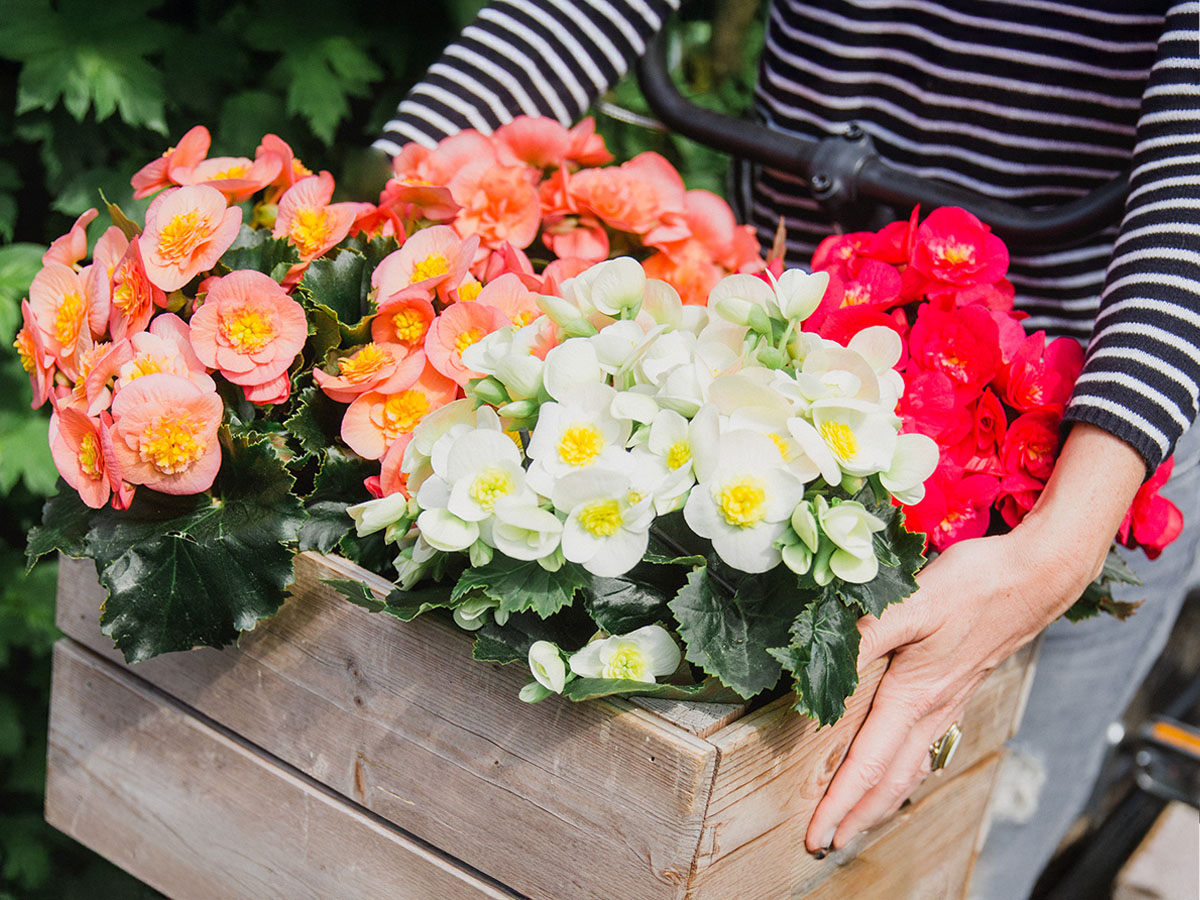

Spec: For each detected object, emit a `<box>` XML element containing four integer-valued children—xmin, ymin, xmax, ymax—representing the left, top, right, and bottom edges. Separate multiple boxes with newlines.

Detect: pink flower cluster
<box><xmin>806</xmin><ymin>206</ymin><xmax>1182</xmax><ymax>558</ymax></box>
<box><xmin>18</xmin><ymin>129</ymin><xmax>322</xmax><ymax>508</ymax></box>
<box><xmin>375</xmin><ymin>117</ymin><xmax>762</xmax><ymax>304</ymax></box>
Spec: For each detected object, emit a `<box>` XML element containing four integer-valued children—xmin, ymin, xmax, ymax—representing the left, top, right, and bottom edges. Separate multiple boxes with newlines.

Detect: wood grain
<box><xmin>56</xmin><ymin>554</ymin><xmax>717</xmax><ymax>900</ymax></box>
<box><xmin>46</xmin><ymin>639</ymin><xmax>518</xmax><ymax>900</ymax></box>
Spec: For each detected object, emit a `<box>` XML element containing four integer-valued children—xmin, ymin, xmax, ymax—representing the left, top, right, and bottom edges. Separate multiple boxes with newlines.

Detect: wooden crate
<box><xmin>47</xmin><ymin>553</ymin><xmax>1036</xmax><ymax>900</ymax></box>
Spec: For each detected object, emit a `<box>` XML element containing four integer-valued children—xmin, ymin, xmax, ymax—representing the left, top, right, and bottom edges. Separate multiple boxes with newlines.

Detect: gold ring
<box><xmin>929</xmin><ymin>722</ymin><xmax>963</xmax><ymax>772</ymax></box>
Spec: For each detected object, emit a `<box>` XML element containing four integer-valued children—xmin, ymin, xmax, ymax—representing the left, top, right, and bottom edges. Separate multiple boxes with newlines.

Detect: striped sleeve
<box><xmin>1064</xmin><ymin>2</ymin><xmax>1200</xmax><ymax>473</ymax></box>
<box><xmin>373</xmin><ymin>0</ymin><xmax>679</xmax><ymax>154</ymax></box>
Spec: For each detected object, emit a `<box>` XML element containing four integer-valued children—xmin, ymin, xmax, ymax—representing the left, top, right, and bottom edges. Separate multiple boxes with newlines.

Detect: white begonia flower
<box><xmin>525</xmin><ymin>382</ymin><xmax>632</xmax><ymax>496</ymax></box>
<box><xmin>452</xmin><ymin>595</ymin><xmax>511</xmax><ymax>631</ymax></box>
<box><xmin>444</xmin><ymin>429</ymin><xmax>538</xmax><ymax>541</ymax></box>
<box><xmin>415</xmin><ymin>507</ymin><xmax>479</xmax><ymax>553</ymax></box>
<box><xmin>633</xmin><ymin>329</ymin><xmax>697</xmax><ymax>389</ymax></box>
<box><xmin>537</xmin><ymin>293</ymin><xmax>598</xmax><ymax>337</ymax></box>
<box><xmin>552</xmin><ymin>466</ymin><xmax>654</xmax><ymax>577</ymax></box>
<box><xmin>463</xmin><ymin>321</ymin><xmax>546</xmax><ymax>401</ymax></box>
<box><xmin>543</xmin><ymin>338</ymin><xmax>605</xmax><ymax>400</ymax></box>
<box><xmin>817</xmin><ymin>497</ymin><xmax>886</xmax><ymax>584</ymax></box>
<box><xmin>728</xmin><ymin>405</ymin><xmax>823</xmax><ymax>484</ymax></box>
<box><xmin>708</xmin><ymin>273</ymin><xmax>776</xmax><ymax>324</ymax></box>
<box><xmin>404</xmin><ymin>400</ymin><xmax>503</xmax><ymax>493</ymax></box>
<box><xmin>785</xmin><ymin>415</ymin><xmax>843</xmax><ymax>486</ymax></box>
<box><xmin>347</xmin><ymin>493</ymin><xmax>410</xmax><ymax>537</ymax></box>
<box><xmin>490</xmin><ymin>501</ymin><xmax>564</xmax><ymax>561</ymax></box>
<box><xmin>881</xmin><ymin>432</ymin><xmax>940</xmax><ymax>505</ymax></box>
<box><xmin>684</xmin><ymin>429</ymin><xmax>805</xmax><ymax>573</ymax></box>
<box><xmin>809</xmin><ymin>398</ymin><xmax>899</xmax><ymax>477</ymax></box>
<box><xmin>611</xmin><ymin>388</ymin><xmax>660</xmax><ymax>425</ymax></box>
<box><xmin>638</xmin><ymin>278</ymin><xmax>683</xmax><ymax>330</ymax></box>
<box><xmin>847</xmin><ymin>326</ymin><xmax>906</xmax><ymax>410</ymax></box>
<box><xmin>795</xmin><ymin>344</ymin><xmax>881</xmax><ymax>406</ymax></box>
<box><xmin>772</xmin><ymin>268</ymin><xmax>829</xmax><ymax>322</ymax></box>
<box><xmin>528</xmin><ymin>641</ymin><xmax>568</xmax><ymax>693</ymax></box>
<box><xmin>679</xmin><ymin>303</ymin><xmax>710</xmax><ymax>336</ymax></box>
<box><xmin>790</xmin><ymin>500</ymin><xmax>820</xmax><ymax>553</ymax></box>
<box><xmin>590</xmin><ymin>319</ymin><xmax>650</xmax><ymax>373</ymax></box>
<box><xmin>459</xmin><ymin>325</ymin><xmax>515</xmax><ymax>377</ymax></box>
<box><xmin>573</xmin><ymin>256</ymin><xmax>646</xmax><ymax>318</ymax></box>
<box><xmin>568</xmin><ymin>625</ymin><xmax>682</xmax><ymax>682</ymax></box>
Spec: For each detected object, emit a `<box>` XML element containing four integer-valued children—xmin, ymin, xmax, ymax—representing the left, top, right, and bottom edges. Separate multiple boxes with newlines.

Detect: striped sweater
<box><xmin>375</xmin><ymin>0</ymin><xmax>1200</xmax><ymax>473</ymax></box>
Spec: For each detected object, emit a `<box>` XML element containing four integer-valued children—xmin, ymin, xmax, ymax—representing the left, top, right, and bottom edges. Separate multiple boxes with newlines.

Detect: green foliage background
<box><xmin>0</xmin><ymin>0</ymin><xmax>763</xmax><ymax>894</ymax></box>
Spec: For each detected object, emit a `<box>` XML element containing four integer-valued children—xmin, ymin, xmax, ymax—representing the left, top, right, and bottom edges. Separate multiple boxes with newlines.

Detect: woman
<box><xmin>373</xmin><ymin>2</ymin><xmax>1200</xmax><ymax>896</ymax></box>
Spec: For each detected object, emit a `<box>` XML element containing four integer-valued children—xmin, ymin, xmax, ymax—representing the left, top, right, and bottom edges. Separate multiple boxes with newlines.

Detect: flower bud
<box><xmin>471</xmin><ymin>375</ymin><xmax>510</xmax><ymax>407</ymax></box>
<box><xmin>529</xmin><ymin>640</ymin><xmax>568</xmax><ymax>693</ymax></box>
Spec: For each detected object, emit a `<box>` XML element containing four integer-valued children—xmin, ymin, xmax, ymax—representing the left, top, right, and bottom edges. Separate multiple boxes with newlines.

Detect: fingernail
<box><xmin>813</xmin><ymin>848</ymin><xmax>828</xmax><ymax>860</ymax></box>
<box><xmin>819</xmin><ymin>827</ymin><xmax>836</xmax><ymax>849</ymax></box>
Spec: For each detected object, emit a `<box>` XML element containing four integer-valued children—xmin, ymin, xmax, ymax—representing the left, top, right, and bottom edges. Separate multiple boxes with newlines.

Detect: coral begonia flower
<box><xmin>449</xmin><ymin>160</ymin><xmax>542</xmax><ymax>250</ymax></box>
<box><xmin>108</xmin><ymin>236</ymin><xmax>167</xmax><ymax>341</ymax></box>
<box><xmin>314</xmin><ymin>343</ymin><xmax>427</xmax><ymax>404</ymax></box>
<box><xmin>373</xmin><ymin>289</ymin><xmax>437</xmax><ymax>350</ymax></box>
<box><xmin>117</xmin><ymin>313</ymin><xmax>215</xmax><ymax>395</ymax></box>
<box><xmin>372</xmin><ymin>226</ymin><xmax>478</xmax><ymax>301</ymax></box>
<box><xmin>480</xmin><ymin>242</ymin><xmax>542</xmax><ymax>291</ymax></box>
<box><xmin>80</xmin><ymin>339</ymin><xmax>133</xmax><ymax>416</ymax></box>
<box><xmin>97</xmin><ymin>410</ymin><xmax>136</xmax><ymax>509</ymax></box>
<box><xmin>425</xmin><ymin>301</ymin><xmax>511</xmax><ymax>386</ymax></box>
<box><xmin>14</xmin><ymin>300</ymin><xmax>56</xmax><ymax>409</ymax></box>
<box><xmin>1118</xmin><ymin>457</ymin><xmax>1184</xmax><ymax>559</ymax></box>
<box><xmin>341</xmin><ymin>362</ymin><xmax>458</xmax><ymax>460</ymax></box>
<box><xmin>477</xmin><ymin>273</ymin><xmax>542</xmax><ymax>327</ymax></box>
<box><xmin>43</xmin><ymin>208</ymin><xmax>99</xmax><ymax>269</ymax></box>
<box><xmin>273</xmin><ymin>172</ymin><xmax>358</xmax><ymax>261</ymax></box>
<box><xmin>142</xmin><ymin>185</ymin><xmax>242</xmax><ymax>292</ymax></box>
<box><xmin>108</xmin><ymin>372</ymin><xmax>223</xmax><ymax>494</ymax></box>
<box><xmin>564</xmin><ymin>118</ymin><xmax>614</xmax><ymax>166</ymax></box>
<box><xmin>542</xmin><ymin>215</ymin><xmax>610</xmax><ymax>264</ymax></box>
<box><xmin>182</xmin><ymin>155</ymin><xmax>284</xmax><ymax>204</ymax></box>
<box><xmin>910</xmin><ymin>206</ymin><xmax>1008</xmax><ymax>287</ymax></box>
<box><xmin>188</xmin><ymin>270</ymin><xmax>307</xmax><ymax>396</ymax></box>
<box><xmin>131</xmin><ymin>125</ymin><xmax>212</xmax><ymax>200</ymax></box>
<box><xmin>678</xmin><ymin>189</ymin><xmax>762</xmax><ymax>273</ymax></box>
<box><xmin>643</xmin><ymin>241</ymin><xmax>722</xmax><ymax>307</ymax></box>
<box><xmin>50</xmin><ymin>408</ymin><xmax>111</xmax><ymax>509</ymax></box>
<box><xmin>256</xmin><ymin>134</ymin><xmax>313</xmax><ymax>199</ymax></box>
<box><xmin>395</xmin><ymin>131</ymin><xmax>497</xmax><ymax>186</ymax></box>
<box><xmin>84</xmin><ymin>226</ymin><xmax>129</xmax><ymax>338</ymax></box>
<box><xmin>28</xmin><ymin>262</ymin><xmax>92</xmax><ymax>376</ymax></box>
<box><xmin>378</xmin><ymin>433</ymin><xmax>413</xmax><ymax>498</ymax></box>
<box><xmin>494</xmin><ymin>116</ymin><xmax>571</xmax><ymax>168</ymax></box>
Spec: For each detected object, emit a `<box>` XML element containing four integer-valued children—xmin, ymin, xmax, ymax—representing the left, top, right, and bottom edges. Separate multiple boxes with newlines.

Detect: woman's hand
<box><xmin>804</xmin><ymin>423</ymin><xmax>1147</xmax><ymax>852</ymax></box>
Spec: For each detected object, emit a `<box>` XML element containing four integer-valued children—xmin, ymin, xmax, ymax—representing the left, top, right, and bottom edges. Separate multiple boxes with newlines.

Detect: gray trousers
<box><xmin>969</xmin><ymin>422</ymin><xmax>1200</xmax><ymax>900</ymax></box>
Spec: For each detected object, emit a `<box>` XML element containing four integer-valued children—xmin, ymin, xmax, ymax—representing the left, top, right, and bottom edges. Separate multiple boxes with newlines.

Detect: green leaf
<box><xmin>583</xmin><ymin>573</ymin><xmax>671</xmax><ymax>634</ymax></box>
<box><xmin>296</xmin><ymin>247</ymin><xmax>371</xmax><ymax>330</ymax></box>
<box><xmin>26</xmin><ymin>485</ymin><xmax>92</xmax><ymax>567</ymax></box>
<box><xmin>452</xmin><ymin>556</ymin><xmax>590</xmax><ymax>619</ymax></box>
<box><xmin>471</xmin><ymin>609</ymin><xmax>588</xmax><ymax>663</ymax></box>
<box><xmin>472</xmin><ymin>630</ymin><xmax>524</xmax><ymax>664</ymax></box>
<box><xmin>276</xmin><ymin>37</ymin><xmax>383</xmax><ymax>144</ymax></box>
<box><xmin>220</xmin><ymin>226</ymin><xmax>301</xmax><ymax>282</ymax></box>
<box><xmin>322</xmin><ymin>578</ymin><xmax>385</xmax><ymax>613</ymax></box>
<box><xmin>298</xmin><ymin>448</ymin><xmax>373</xmax><ymax>553</ymax></box>
<box><xmin>668</xmin><ymin>564</ymin><xmax>808</xmax><ymax>698</ymax></box>
<box><xmin>769</xmin><ymin>592</ymin><xmax>861</xmax><ymax>726</ymax></box>
<box><xmin>0</xmin><ymin>407</ymin><xmax>58</xmax><ymax>497</ymax></box>
<box><xmin>562</xmin><ymin>675</ymin><xmax>743</xmax><ymax>703</ymax></box>
<box><xmin>645</xmin><ymin>511</ymin><xmax>710</xmax><ymax>565</ymax></box>
<box><xmin>378</xmin><ymin>583</ymin><xmax>458</xmax><ymax>622</ymax></box>
<box><xmin>284</xmin><ymin>384</ymin><xmax>344</xmax><ymax>458</ymax></box>
<box><xmin>837</xmin><ymin>495</ymin><xmax>926</xmax><ymax>618</ymax></box>
<box><xmin>89</xmin><ymin>430</ymin><xmax>306</xmax><ymax>663</ymax></box>
<box><xmin>0</xmin><ymin>243</ymin><xmax>44</xmax><ymax>336</ymax></box>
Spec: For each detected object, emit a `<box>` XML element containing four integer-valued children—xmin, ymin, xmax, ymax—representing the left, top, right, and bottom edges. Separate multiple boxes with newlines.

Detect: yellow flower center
<box><xmin>157</xmin><ymin>210</ymin><xmax>209</xmax><ymax>263</ymax></box>
<box><xmin>557</xmin><ymin>424</ymin><xmax>603</xmax><ymax>467</ymax></box>
<box><xmin>469</xmin><ymin>467</ymin><xmax>515</xmax><ymax>511</ymax></box>
<box><xmin>819</xmin><ymin>421</ymin><xmax>859</xmax><ymax>462</ymax></box>
<box><xmin>933</xmin><ymin>240</ymin><xmax>976</xmax><ymax>267</ymax></box>
<box><xmin>768</xmin><ymin>432</ymin><xmax>791</xmax><ymax>461</ymax></box>
<box><xmin>718</xmin><ymin>476</ymin><xmax>767</xmax><ymax>528</ymax></box>
<box><xmin>339</xmin><ymin>343</ymin><xmax>393</xmax><ymax>383</ymax></box>
<box><xmin>293</xmin><ymin>158</ymin><xmax>312</xmax><ymax>178</ymax></box>
<box><xmin>666</xmin><ymin>440</ymin><xmax>692</xmax><ymax>470</ymax></box>
<box><xmin>391</xmin><ymin>308</ymin><xmax>428</xmax><ymax>343</ymax></box>
<box><xmin>578</xmin><ymin>499</ymin><xmax>623</xmax><ymax>537</ymax></box>
<box><xmin>412</xmin><ymin>252</ymin><xmax>450</xmax><ymax>283</ymax></box>
<box><xmin>514</xmin><ymin>310</ymin><xmax>538</xmax><ymax>327</ymax></box>
<box><xmin>13</xmin><ymin>330</ymin><xmax>35</xmax><ymax>373</ymax></box>
<box><xmin>221</xmin><ymin>308</ymin><xmax>276</xmax><ymax>353</ymax></box>
<box><xmin>113</xmin><ymin>279</ymin><xmax>139</xmax><ymax>315</ymax></box>
<box><xmin>603</xmin><ymin>645</ymin><xmax>650</xmax><ymax>681</ymax></box>
<box><xmin>139</xmin><ymin>412</ymin><xmax>207</xmax><ymax>474</ymax></box>
<box><xmin>455</xmin><ymin>328</ymin><xmax>484</xmax><ymax>356</ymax></box>
<box><xmin>457</xmin><ymin>281</ymin><xmax>483</xmax><ymax>303</ymax></box>
<box><xmin>289</xmin><ymin>208</ymin><xmax>334</xmax><ymax>258</ymax></box>
<box><xmin>55</xmin><ymin>293</ymin><xmax>85</xmax><ymax>347</ymax></box>
<box><xmin>382</xmin><ymin>390</ymin><xmax>431</xmax><ymax>437</ymax></box>
<box><xmin>128</xmin><ymin>355</ymin><xmax>169</xmax><ymax>381</ymax></box>
<box><xmin>78</xmin><ymin>433</ymin><xmax>103</xmax><ymax>480</ymax></box>
<box><xmin>213</xmin><ymin>163</ymin><xmax>250</xmax><ymax>180</ymax></box>
<box><xmin>841</xmin><ymin>285</ymin><xmax>871</xmax><ymax>307</ymax></box>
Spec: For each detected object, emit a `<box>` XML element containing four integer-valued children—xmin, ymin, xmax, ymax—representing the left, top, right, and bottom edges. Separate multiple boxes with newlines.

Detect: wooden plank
<box><xmin>687</xmin><ymin>752</ymin><xmax>1001</xmax><ymax>900</ymax></box>
<box><xmin>630</xmin><ymin>696</ymin><xmax>747</xmax><ymax>740</ymax></box>
<box><xmin>1113</xmin><ymin>801</ymin><xmax>1200</xmax><ymax>900</ymax></box>
<box><xmin>55</xmin><ymin>554</ymin><xmax>716</xmax><ymax>900</ymax></box>
<box><xmin>46</xmin><ymin>639</ymin><xmax>518</xmax><ymax>900</ymax></box>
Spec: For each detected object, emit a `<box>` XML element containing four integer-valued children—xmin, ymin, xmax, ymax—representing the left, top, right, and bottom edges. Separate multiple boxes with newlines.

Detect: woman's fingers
<box><xmin>831</xmin><ymin>700</ymin><xmax>968</xmax><ymax>848</ymax></box>
<box><xmin>804</xmin><ymin>673</ymin><xmax>926</xmax><ymax>852</ymax></box>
